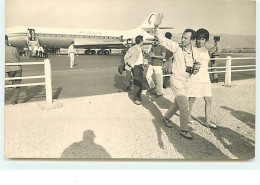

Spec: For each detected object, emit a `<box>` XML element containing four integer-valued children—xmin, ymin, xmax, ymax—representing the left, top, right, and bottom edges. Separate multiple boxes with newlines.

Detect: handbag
<box><xmin>118</xmin><ymin>62</ymin><xmax>125</xmax><ymax>74</ymax></box>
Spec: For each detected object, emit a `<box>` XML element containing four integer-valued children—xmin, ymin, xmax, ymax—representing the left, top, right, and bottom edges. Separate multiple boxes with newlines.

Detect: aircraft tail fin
<box><xmin>139</xmin><ymin>13</ymin><xmax>158</xmax><ymax>29</ymax></box>
<box><xmin>138</xmin><ymin>13</ymin><xmax>174</xmax><ymax>30</ymax></box>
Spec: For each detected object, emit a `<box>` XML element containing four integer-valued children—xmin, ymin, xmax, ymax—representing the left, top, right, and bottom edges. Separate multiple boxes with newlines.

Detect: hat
<box><xmin>213</xmin><ymin>36</ymin><xmax>221</xmax><ymax>41</ymax></box>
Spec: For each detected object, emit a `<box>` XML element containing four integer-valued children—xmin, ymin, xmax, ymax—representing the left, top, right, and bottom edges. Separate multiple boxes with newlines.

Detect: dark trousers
<box><xmin>7</xmin><ymin>69</ymin><xmax>22</xmax><ymax>102</ymax></box>
<box><xmin>132</xmin><ymin>65</ymin><xmax>143</xmax><ymax>101</ymax></box>
<box><xmin>35</xmin><ymin>51</ymin><xmax>38</xmax><ymax>59</ymax></box>
<box><xmin>39</xmin><ymin>51</ymin><xmax>43</xmax><ymax>58</ymax></box>
<box><xmin>44</xmin><ymin>51</ymin><xmax>48</xmax><ymax>58</ymax></box>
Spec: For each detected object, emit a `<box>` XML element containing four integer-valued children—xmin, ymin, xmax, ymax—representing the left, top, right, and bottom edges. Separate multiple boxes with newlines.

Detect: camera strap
<box><xmin>180</xmin><ymin>45</ymin><xmax>195</xmax><ymax>67</ymax></box>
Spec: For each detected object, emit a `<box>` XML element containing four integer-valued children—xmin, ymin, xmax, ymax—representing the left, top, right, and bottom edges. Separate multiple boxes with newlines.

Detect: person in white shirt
<box><xmin>154</xmin><ymin>14</ymin><xmax>201</xmax><ymax>139</ymax></box>
<box><xmin>68</xmin><ymin>41</ymin><xmax>78</xmax><ymax>69</ymax></box>
<box><xmin>124</xmin><ymin>35</ymin><xmax>145</xmax><ymax>105</ymax></box>
<box><xmin>34</xmin><ymin>44</ymin><xmax>39</xmax><ymax>59</ymax></box>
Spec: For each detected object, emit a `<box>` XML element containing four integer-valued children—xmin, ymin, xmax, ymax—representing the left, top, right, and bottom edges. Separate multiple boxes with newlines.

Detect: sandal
<box><xmin>163</xmin><ymin>117</ymin><xmax>172</xmax><ymax>128</ymax></box>
<box><xmin>201</xmin><ymin>122</ymin><xmax>217</xmax><ymax>129</ymax></box>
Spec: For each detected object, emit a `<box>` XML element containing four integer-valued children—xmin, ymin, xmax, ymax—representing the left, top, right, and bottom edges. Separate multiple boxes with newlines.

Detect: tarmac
<box><xmin>4</xmin><ymin>79</ymin><xmax>255</xmax><ymax>160</ymax></box>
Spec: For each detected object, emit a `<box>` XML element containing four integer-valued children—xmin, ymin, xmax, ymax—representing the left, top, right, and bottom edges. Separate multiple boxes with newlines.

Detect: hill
<box><xmin>170</xmin><ymin>33</ymin><xmax>255</xmax><ymax>50</ymax></box>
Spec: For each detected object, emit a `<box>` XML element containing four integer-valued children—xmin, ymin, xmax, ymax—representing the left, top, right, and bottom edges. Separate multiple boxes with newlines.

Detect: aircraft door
<box><xmin>27</xmin><ymin>28</ymin><xmax>36</xmax><ymax>41</ymax></box>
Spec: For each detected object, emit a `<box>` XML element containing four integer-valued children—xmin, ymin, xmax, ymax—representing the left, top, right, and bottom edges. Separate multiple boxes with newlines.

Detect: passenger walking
<box><xmin>163</xmin><ymin>32</ymin><xmax>174</xmax><ymax>89</ymax></box>
<box><xmin>146</xmin><ymin>36</ymin><xmax>166</xmax><ymax>96</ymax></box>
<box><xmin>122</xmin><ymin>39</ymin><xmax>133</xmax><ymax>90</ymax></box>
<box><xmin>154</xmin><ymin>14</ymin><xmax>201</xmax><ymax>139</ymax></box>
<box><xmin>187</xmin><ymin>28</ymin><xmax>216</xmax><ymax>128</ymax></box>
<box><xmin>5</xmin><ymin>35</ymin><xmax>22</xmax><ymax>105</ymax></box>
<box><xmin>68</xmin><ymin>41</ymin><xmax>78</xmax><ymax>69</ymax></box>
<box><xmin>34</xmin><ymin>44</ymin><xmax>39</xmax><ymax>59</ymax></box>
<box><xmin>209</xmin><ymin>36</ymin><xmax>221</xmax><ymax>83</ymax></box>
<box><xmin>38</xmin><ymin>45</ymin><xmax>44</xmax><ymax>58</ymax></box>
<box><xmin>43</xmin><ymin>44</ymin><xmax>48</xmax><ymax>58</ymax></box>
<box><xmin>124</xmin><ymin>35</ymin><xmax>145</xmax><ymax>105</ymax></box>
<box><xmin>28</xmin><ymin>45</ymin><xmax>33</xmax><ymax>58</ymax></box>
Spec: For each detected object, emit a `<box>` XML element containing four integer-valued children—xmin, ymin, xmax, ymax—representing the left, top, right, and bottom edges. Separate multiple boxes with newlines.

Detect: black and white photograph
<box><xmin>3</xmin><ymin>0</ymin><xmax>256</xmax><ymax>160</ymax></box>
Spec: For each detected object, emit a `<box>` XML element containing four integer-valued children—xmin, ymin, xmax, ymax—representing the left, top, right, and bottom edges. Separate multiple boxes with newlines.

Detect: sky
<box><xmin>5</xmin><ymin>0</ymin><xmax>256</xmax><ymax>35</ymax></box>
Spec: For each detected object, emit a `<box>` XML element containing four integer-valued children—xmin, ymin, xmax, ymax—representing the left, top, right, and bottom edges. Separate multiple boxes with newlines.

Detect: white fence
<box><xmin>162</xmin><ymin>56</ymin><xmax>256</xmax><ymax>88</ymax></box>
<box><xmin>5</xmin><ymin>59</ymin><xmax>53</xmax><ymax>103</ymax></box>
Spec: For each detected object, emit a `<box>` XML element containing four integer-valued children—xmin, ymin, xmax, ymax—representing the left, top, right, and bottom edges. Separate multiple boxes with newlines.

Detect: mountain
<box><xmin>170</xmin><ymin>33</ymin><xmax>256</xmax><ymax>49</ymax></box>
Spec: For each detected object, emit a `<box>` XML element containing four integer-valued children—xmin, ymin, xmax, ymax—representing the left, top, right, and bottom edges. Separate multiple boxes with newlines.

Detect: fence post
<box><xmin>225</xmin><ymin>56</ymin><xmax>232</xmax><ymax>87</ymax></box>
<box><xmin>44</xmin><ymin>59</ymin><xmax>53</xmax><ymax>103</ymax></box>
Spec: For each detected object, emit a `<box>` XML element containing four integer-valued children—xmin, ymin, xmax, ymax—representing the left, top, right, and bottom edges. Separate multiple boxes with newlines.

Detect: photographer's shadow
<box><xmin>61</xmin><ymin>130</ymin><xmax>111</xmax><ymax>159</ymax></box>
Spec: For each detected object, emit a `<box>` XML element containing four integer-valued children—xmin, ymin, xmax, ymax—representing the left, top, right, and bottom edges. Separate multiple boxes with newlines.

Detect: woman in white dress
<box><xmin>187</xmin><ymin>28</ymin><xmax>216</xmax><ymax>128</ymax></box>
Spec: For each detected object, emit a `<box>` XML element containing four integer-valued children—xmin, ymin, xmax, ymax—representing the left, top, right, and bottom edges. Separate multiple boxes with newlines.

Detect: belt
<box><xmin>70</xmin><ymin>52</ymin><xmax>74</xmax><ymax>53</ymax></box>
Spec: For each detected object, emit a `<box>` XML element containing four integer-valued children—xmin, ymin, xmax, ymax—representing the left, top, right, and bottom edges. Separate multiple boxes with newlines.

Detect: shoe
<box><xmin>147</xmin><ymin>87</ymin><xmax>155</xmax><ymax>92</ymax></box>
<box><xmin>201</xmin><ymin>122</ymin><xmax>217</xmax><ymax>129</ymax></box>
<box><xmin>180</xmin><ymin>130</ymin><xmax>193</xmax><ymax>139</ymax></box>
<box><xmin>155</xmin><ymin>94</ymin><xmax>163</xmax><ymax>98</ymax></box>
<box><xmin>12</xmin><ymin>101</ymin><xmax>18</xmax><ymax>105</ymax></box>
<box><xmin>70</xmin><ymin>67</ymin><xmax>74</xmax><ymax>69</ymax></box>
<box><xmin>134</xmin><ymin>100</ymin><xmax>141</xmax><ymax>105</ymax></box>
<box><xmin>163</xmin><ymin>117</ymin><xmax>172</xmax><ymax>128</ymax></box>
<box><xmin>188</xmin><ymin>120</ymin><xmax>197</xmax><ymax>124</ymax></box>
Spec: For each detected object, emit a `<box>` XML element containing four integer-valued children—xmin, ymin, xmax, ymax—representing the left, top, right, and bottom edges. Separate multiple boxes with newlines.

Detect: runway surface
<box><xmin>4</xmin><ymin>53</ymin><xmax>256</xmax><ymax>104</ymax></box>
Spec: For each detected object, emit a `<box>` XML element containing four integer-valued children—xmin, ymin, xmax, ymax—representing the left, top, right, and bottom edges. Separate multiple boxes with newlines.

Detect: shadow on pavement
<box><xmin>21</xmin><ymin>85</ymin><xmax>44</xmax><ymax>103</ymax></box>
<box><xmin>61</xmin><ymin>130</ymin><xmax>111</xmax><ymax>158</ymax></box>
<box><xmin>141</xmin><ymin>94</ymin><xmax>229</xmax><ymax>160</ymax></box>
<box><xmin>220</xmin><ymin>106</ymin><xmax>255</xmax><ymax>129</ymax></box>
<box><xmin>113</xmin><ymin>74</ymin><xmax>127</xmax><ymax>92</ymax></box>
<box><xmin>206</xmin><ymin>119</ymin><xmax>255</xmax><ymax>159</ymax></box>
<box><xmin>53</xmin><ymin>87</ymin><xmax>63</xmax><ymax>100</ymax></box>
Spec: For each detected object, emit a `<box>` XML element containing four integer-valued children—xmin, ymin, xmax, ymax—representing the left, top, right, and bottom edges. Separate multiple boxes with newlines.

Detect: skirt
<box><xmin>187</xmin><ymin>82</ymin><xmax>212</xmax><ymax>98</ymax></box>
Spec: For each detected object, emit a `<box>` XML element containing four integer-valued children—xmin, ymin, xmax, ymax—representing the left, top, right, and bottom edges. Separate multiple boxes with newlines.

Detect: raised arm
<box><xmin>154</xmin><ymin>13</ymin><xmax>179</xmax><ymax>54</ymax></box>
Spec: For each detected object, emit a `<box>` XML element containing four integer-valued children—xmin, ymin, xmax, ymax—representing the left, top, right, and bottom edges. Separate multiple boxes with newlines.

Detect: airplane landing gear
<box><xmin>90</xmin><ymin>50</ymin><xmax>96</xmax><ymax>55</ymax></box>
<box><xmin>97</xmin><ymin>50</ymin><xmax>104</xmax><ymax>55</ymax></box>
<box><xmin>85</xmin><ymin>50</ymin><xmax>90</xmax><ymax>55</ymax></box>
<box><xmin>104</xmin><ymin>50</ymin><xmax>110</xmax><ymax>55</ymax></box>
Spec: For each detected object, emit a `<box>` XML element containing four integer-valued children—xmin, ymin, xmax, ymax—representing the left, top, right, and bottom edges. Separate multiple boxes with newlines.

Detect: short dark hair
<box><xmin>71</xmin><ymin>41</ymin><xmax>74</xmax><ymax>44</ymax></box>
<box><xmin>184</xmin><ymin>28</ymin><xmax>196</xmax><ymax>40</ymax></box>
<box><xmin>5</xmin><ymin>34</ymin><xmax>8</xmax><ymax>41</ymax></box>
<box><xmin>196</xmin><ymin>28</ymin><xmax>209</xmax><ymax>41</ymax></box>
<box><xmin>165</xmin><ymin>32</ymin><xmax>172</xmax><ymax>39</ymax></box>
<box><xmin>135</xmin><ymin>35</ymin><xmax>143</xmax><ymax>44</ymax></box>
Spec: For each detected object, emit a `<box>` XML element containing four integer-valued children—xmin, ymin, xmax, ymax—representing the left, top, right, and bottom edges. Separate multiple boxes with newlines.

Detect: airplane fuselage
<box><xmin>6</xmin><ymin>26</ymin><xmax>153</xmax><ymax>49</ymax></box>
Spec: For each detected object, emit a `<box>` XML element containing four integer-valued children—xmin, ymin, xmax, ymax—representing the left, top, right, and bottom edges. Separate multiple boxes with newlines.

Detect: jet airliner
<box><xmin>6</xmin><ymin>13</ymin><xmax>172</xmax><ymax>55</ymax></box>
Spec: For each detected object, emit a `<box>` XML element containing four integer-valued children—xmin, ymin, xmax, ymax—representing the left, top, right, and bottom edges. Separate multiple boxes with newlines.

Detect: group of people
<box><xmin>122</xmin><ymin>14</ymin><xmax>221</xmax><ymax>139</ymax></box>
<box><xmin>29</xmin><ymin>44</ymin><xmax>48</xmax><ymax>59</ymax></box>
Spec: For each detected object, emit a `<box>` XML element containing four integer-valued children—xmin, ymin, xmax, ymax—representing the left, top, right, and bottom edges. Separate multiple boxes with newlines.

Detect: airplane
<box><xmin>5</xmin><ymin>12</ymin><xmax>173</xmax><ymax>55</ymax></box>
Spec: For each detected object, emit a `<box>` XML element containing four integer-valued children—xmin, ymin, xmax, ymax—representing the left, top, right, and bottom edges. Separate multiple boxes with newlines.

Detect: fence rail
<box><xmin>5</xmin><ymin>59</ymin><xmax>53</xmax><ymax>103</ymax></box>
<box><xmin>162</xmin><ymin>56</ymin><xmax>256</xmax><ymax>89</ymax></box>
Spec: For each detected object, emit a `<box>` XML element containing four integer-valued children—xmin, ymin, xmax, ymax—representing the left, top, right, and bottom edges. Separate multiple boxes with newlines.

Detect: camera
<box><xmin>186</xmin><ymin>66</ymin><xmax>193</xmax><ymax>75</ymax></box>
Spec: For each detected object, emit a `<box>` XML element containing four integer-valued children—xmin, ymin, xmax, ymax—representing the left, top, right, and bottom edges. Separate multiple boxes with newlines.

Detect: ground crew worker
<box><xmin>68</xmin><ymin>41</ymin><xmax>78</xmax><ymax>69</ymax></box>
<box><xmin>209</xmin><ymin>36</ymin><xmax>221</xmax><ymax>83</ymax></box>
